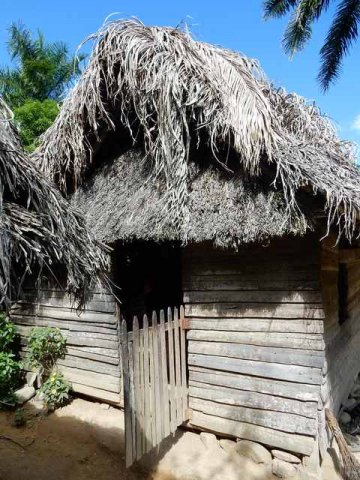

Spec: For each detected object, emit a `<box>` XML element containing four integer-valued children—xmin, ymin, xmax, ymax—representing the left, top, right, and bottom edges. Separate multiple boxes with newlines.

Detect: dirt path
<box><xmin>0</xmin><ymin>398</ymin><xmax>146</xmax><ymax>480</ymax></box>
<box><xmin>0</xmin><ymin>397</ymin><xmax>344</xmax><ymax>480</ymax></box>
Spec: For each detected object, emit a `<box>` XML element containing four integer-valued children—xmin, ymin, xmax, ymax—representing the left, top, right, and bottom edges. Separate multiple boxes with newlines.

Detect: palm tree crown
<box><xmin>263</xmin><ymin>0</ymin><xmax>360</xmax><ymax>90</ymax></box>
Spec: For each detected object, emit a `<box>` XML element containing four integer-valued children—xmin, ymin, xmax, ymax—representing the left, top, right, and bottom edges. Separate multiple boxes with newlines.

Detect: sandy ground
<box><xmin>0</xmin><ymin>397</ymin><xmax>345</xmax><ymax>480</ymax></box>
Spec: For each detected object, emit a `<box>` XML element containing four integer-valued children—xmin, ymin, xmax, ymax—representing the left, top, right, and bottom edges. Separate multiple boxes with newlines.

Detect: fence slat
<box><xmin>167</xmin><ymin>307</ymin><xmax>176</xmax><ymax>433</ymax></box>
<box><xmin>152</xmin><ymin>311</ymin><xmax>162</xmax><ymax>444</ymax></box>
<box><xmin>132</xmin><ymin>317</ymin><xmax>142</xmax><ymax>460</ymax></box>
<box><xmin>143</xmin><ymin>314</ymin><xmax>152</xmax><ymax>453</ymax></box>
<box><xmin>121</xmin><ymin>319</ymin><xmax>133</xmax><ymax>467</ymax></box>
<box><xmin>139</xmin><ymin>327</ymin><xmax>145</xmax><ymax>457</ymax></box>
<box><xmin>128</xmin><ymin>335</ymin><xmax>136</xmax><ymax>462</ymax></box>
<box><xmin>180</xmin><ymin>305</ymin><xmax>187</xmax><ymax>420</ymax></box>
<box><xmin>173</xmin><ymin>307</ymin><xmax>182</xmax><ymax>426</ymax></box>
<box><xmin>149</xmin><ymin>316</ymin><xmax>156</xmax><ymax>449</ymax></box>
<box><xmin>160</xmin><ymin>309</ymin><xmax>170</xmax><ymax>437</ymax></box>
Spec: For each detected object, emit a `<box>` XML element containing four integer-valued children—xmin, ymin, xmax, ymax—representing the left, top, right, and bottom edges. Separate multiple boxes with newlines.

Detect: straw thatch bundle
<box><xmin>35</xmin><ymin>19</ymin><xmax>360</xmax><ymax>246</ymax></box>
<box><xmin>0</xmin><ymin>99</ymin><xmax>108</xmax><ymax>308</ymax></box>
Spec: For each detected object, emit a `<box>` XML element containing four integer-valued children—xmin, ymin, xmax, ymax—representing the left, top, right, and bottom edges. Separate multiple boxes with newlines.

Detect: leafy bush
<box><xmin>0</xmin><ymin>352</ymin><xmax>21</xmax><ymax>399</ymax></box>
<box><xmin>40</xmin><ymin>371</ymin><xmax>71</xmax><ymax>411</ymax></box>
<box><xmin>0</xmin><ymin>314</ymin><xmax>17</xmax><ymax>351</ymax></box>
<box><xmin>14</xmin><ymin>408</ymin><xmax>26</xmax><ymax>427</ymax></box>
<box><xmin>26</xmin><ymin>327</ymin><xmax>66</xmax><ymax>376</ymax></box>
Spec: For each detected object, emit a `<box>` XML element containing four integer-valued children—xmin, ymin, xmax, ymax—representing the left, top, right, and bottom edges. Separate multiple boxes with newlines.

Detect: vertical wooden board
<box><xmin>121</xmin><ymin>320</ymin><xmax>133</xmax><ymax>467</ymax></box>
<box><xmin>143</xmin><ymin>315</ymin><xmax>152</xmax><ymax>453</ymax></box>
<box><xmin>180</xmin><ymin>305</ymin><xmax>188</xmax><ymax>420</ymax></box>
<box><xmin>152</xmin><ymin>311</ymin><xmax>162</xmax><ymax>445</ymax></box>
<box><xmin>129</xmin><ymin>338</ymin><xmax>136</xmax><ymax>462</ymax></box>
<box><xmin>167</xmin><ymin>307</ymin><xmax>176</xmax><ymax>433</ymax></box>
<box><xmin>160</xmin><ymin>309</ymin><xmax>170</xmax><ymax>437</ymax></box>
<box><xmin>132</xmin><ymin>317</ymin><xmax>142</xmax><ymax>460</ymax></box>
<box><xmin>139</xmin><ymin>327</ymin><xmax>145</xmax><ymax>457</ymax></box>
<box><xmin>173</xmin><ymin>307</ymin><xmax>182</xmax><ymax>426</ymax></box>
<box><xmin>149</xmin><ymin>318</ymin><xmax>156</xmax><ymax>449</ymax></box>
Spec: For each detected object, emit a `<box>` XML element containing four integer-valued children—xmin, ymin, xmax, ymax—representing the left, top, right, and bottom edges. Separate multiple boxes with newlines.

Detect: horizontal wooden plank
<box><xmin>71</xmin><ymin>382</ymin><xmax>122</xmax><ymax>405</ymax></box>
<box><xmin>183</xmin><ymin>290</ymin><xmax>322</xmax><ymax>304</ymax></box>
<box><xmin>189</xmin><ymin>368</ymin><xmax>320</xmax><ymax>401</ymax></box>
<box><xmin>59</xmin><ymin>366</ymin><xmax>120</xmax><ymax>393</ymax></box>
<box><xmin>184</xmin><ymin>262</ymin><xmax>319</xmax><ymax>276</ymax></box>
<box><xmin>12</xmin><ymin>315</ymin><xmax>118</xmax><ymax>334</ymax></box>
<box><xmin>16</xmin><ymin>324</ymin><xmax>117</xmax><ymax>342</ymax></box>
<box><xmin>189</xmin><ymin>354</ymin><xmax>322</xmax><ymax>385</ymax></box>
<box><xmin>23</xmin><ymin>287</ymin><xmax>113</xmax><ymax>298</ymax></box>
<box><xmin>188</xmin><ymin>341</ymin><xmax>324</xmax><ymax>368</ymax></box>
<box><xmin>57</xmin><ymin>356</ymin><xmax>120</xmax><ymax>376</ymax></box>
<box><xmin>183</xmin><ymin>275</ymin><xmax>319</xmax><ymax>291</ymax></box>
<box><xmin>190</xmin><ymin>397</ymin><xmax>316</xmax><ymax>435</ymax></box>
<box><xmin>189</xmin><ymin>382</ymin><xmax>317</xmax><ymax>418</ymax></box>
<box><xmin>15</xmin><ymin>298</ymin><xmax>116</xmax><ymax>314</ymax></box>
<box><xmin>187</xmin><ymin>318</ymin><xmax>324</xmax><ymax>334</ymax></box>
<box><xmin>66</xmin><ymin>347</ymin><xmax>119</xmax><ymax>364</ymax></box>
<box><xmin>190</xmin><ymin>411</ymin><xmax>315</xmax><ymax>456</ymax></box>
<box><xmin>11</xmin><ymin>306</ymin><xmax>117</xmax><ymax>325</ymax></box>
<box><xmin>185</xmin><ymin>303</ymin><xmax>325</xmax><ymax>319</ymax></box>
<box><xmin>187</xmin><ymin>330</ymin><xmax>325</xmax><ymax>351</ymax></box>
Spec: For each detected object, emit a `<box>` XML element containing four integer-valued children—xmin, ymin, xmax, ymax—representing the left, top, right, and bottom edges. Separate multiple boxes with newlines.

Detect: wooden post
<box><xmin>120</xmin><ymin>319</ymin><xmax>133</xmax><ymax>467</ymax></box>
<box><xmin>167</xmin><ymin>307</ymin><xmax>176</xmax><ymax>433</ymax></box>
<box><xmin>160</xmin><ymin>309</ymin><xmax>170</xmax><ymax>437</ymax></box>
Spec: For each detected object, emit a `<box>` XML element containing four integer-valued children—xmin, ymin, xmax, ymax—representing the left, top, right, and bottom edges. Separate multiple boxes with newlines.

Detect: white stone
<box><xmin>343</xmin><ymin>397</ymin><xmax>358</xmax><ymax>411</ymax></box>
<box><xmin>15</xmin><ymin>385</ymin><xmax>35</xmax><ymax>404</ymax></box>
<box><xmin>271</xmin><ymin>450</ymin><xmax>301</xmax><ymax>464</ymax></box>
<box><xmin>272</xmin><ymin>458</ymin><xmax>297</xmax><ymax>478</ymax></box>
<box><xmin>235</xmin><ymin>440</ymin><xmax>272</xmax><ymax>465</ymax></box>
<box><xmin>219</xmin><ymin>439</ymin><xmax>237</xmax><ymax>454</ymax></box>
<box><xmin>200</xmin><ymin>432</ymin><xmax>221</xmax><ymax>451</ymax></box>
<box><xmin>26</xmin><ymin>372</ymin><xmax>37</xmax><ymax>387</ymax></box>
<box><xmin>339</xmin><ymin>411</ymin><xmax>352</xmax><ymax>424</ymax></box>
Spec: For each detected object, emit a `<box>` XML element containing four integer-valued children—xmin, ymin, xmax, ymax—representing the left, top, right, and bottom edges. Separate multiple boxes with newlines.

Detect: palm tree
<box><xmin>0</xmin><ymin>22</ymin><xmax>85</xmax><ymax>107</ymax></box>
<box><xmin>263</xmin><ymin>0</ymin><xmax>360</xmax><ymax>90</ymax></box>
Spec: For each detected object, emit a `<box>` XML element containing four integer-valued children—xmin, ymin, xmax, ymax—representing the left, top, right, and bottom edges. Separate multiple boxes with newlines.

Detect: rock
<box><xmin>343</xmin><ymin>397</ymin><xmax>358</xmax><ymax>411</ymax></box>
<box><xmin>15</xmin><ymin>385</ymin><xmax>35</xmax><ymax>404</ymax></box>
<box><xmin>219</xmin><ymin>439</ymin><xmax>237</xmax><ymax>454</ymax></box>
<box><xmin>339</xmin><ymin>411</ymin><xmax>352</xmax><ymax>424</ymax></box>
<box><xmin>271</xmin><ymin>450</ymin><xmax>301</xmax><ymax>464</ymax></box>
<box><xmin>26</xmin><ymin>372</ymin><xmax>37</xmax><ymax>387</ymax></box>
<box><xmin>272</xmin><ymin>458</ymin><xmax>297</xmax><ymax>478</ymax></box>
<box><xmin>200</xmin><ymin>432</ymin><xmax>221</xmax><ymax>451</ymax></box>
<box><xmin>235</xmin><ymin>440</ymin><xmax>272</xmax><ymax>465</ymax></box>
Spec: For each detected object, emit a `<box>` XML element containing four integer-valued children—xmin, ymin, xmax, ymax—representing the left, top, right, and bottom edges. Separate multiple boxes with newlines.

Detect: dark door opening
<box><xmin>112</xmin><ymin>241</ymin><xmax>182</xmax><ymax>323</ymax></box>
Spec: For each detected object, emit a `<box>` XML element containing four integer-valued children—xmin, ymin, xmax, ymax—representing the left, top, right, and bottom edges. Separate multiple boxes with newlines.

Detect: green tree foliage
<box><xmin>0</xmin><ymin>313</ymin><xmax>21</xmax><ymax>407</ymax></box>
<box><xmin>0</xmin><ymin>23</ymin><xmax>85</xmax><ymax>150</ymax></box>
<box><xmin>14</xmin><ymin>99</ymin><xmax>59</xmax><ymax>151</ymax></box>
<box><xmin>263</xmin><ymin>0</ymin><xmax>360</xmax><ymax>90</ymax></box>
<box><xmin>26</xmin><ymin>327</ymin><xmax>67</xmax><ymax>377</ymax></box>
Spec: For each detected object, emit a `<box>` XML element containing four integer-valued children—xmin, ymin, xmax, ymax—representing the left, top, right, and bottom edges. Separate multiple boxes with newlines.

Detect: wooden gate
<box><xmin>120</xmin><ymin>306</ymin><xmax>189</xmax><ymax>466</ymax></box>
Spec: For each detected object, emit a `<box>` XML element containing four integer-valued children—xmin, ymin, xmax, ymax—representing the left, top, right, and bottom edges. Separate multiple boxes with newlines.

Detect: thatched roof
<box><xmin>0</xmin><ymin>100</ymin><xmax>108</xmax><ymax>308</ymax></box>
<box><xmin>35</xmin><ymin>19</ymin><xmax>360</xmax><ymax>247</ymax></box>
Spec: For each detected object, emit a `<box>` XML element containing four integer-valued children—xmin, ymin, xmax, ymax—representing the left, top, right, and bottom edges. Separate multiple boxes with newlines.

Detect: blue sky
<box><xmin>1</xmin><ymin>0</ymin><xmax>359</xmax><ymax>151</ymax></box>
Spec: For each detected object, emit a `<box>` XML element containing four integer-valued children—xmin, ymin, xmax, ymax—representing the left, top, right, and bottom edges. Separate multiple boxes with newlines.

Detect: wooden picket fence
<box><xmin>120</xmin><ymin>306</ymin><xmax>189</xmax><ymax>467</ymax></box>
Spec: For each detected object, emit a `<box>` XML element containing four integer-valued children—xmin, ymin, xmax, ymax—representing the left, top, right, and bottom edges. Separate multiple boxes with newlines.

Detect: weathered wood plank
<box><xmin>187</xmin><ymin>330</ymin><xmax>325</xmax><ymax>351</ymax></box>
<box><xmin>149</xmin><ymin>315</ymin><xmax>156</xmax><ymax>448</ymax></box>
<box><xmin>152</xmin><ymin>312</ymin><xmax>162</xmax><ymax>444</ymax></box>
<box><xmin>174</xmin><ymin>307</ymin><xmax>182</xmax><ymax>427</ymax></box>
<box><xmin>132</xmin><ymin>317</ymin><xmax>142</xmax><ymax>461</ymax></box>
<box><xmin>189</xmin><ymin>354</ymin><xmax>322</xmax><ymax>385</ymax></box>
<box><xmin>183</xmin><ymin>290</ymin><xmax>322</xmax><ymax>304</ymax></box>
<box><xmin>189</xmin><ymin>368</ymin><xmax>320</xmax><ymax>401</ymax></box>
<box><xmin>190</xmin><ymin>411</ymin><xmax>315</xmax><ymax>456</ymax></box>
<box><xmin>167</xmin><ymin>307</ymin><xmax>176</xmax><ymax>433</ymax></box>
<box><xmin>185</xmin><ymin>303</ymin><xmax>325</xmax><ymax>319</ymax></box>
<box><xmin>189</xmin><ymin>382</ymin><xmax>317</xmax><ymax>418</ymax></box>
<box><xmin>11</xmin><ymin>307</ymin><xmax>117</xmax><ymax>325</ymax></box>
<box><xmin>188</xmin><ymin>341</ymin><xmax>324</xmax><ymax>368</ymax></box>
<box><xmin>187</xmin><ymin>317</ymin><xmax>324</xmax><ymax>334</ymax></box>
<box><xmin>57</xmin><ymin>356</ymin><xmax>120</xmax><ymax>376</ymax></box>
<box><xmin>71</xmin><ymin>383</ymin><xmax>122</xmax><ymax>405</ymax></box>
<box><xmin>14</xmin><ymin>297</ymin><xmax>115</xmax><ymax>313</ymax></box>
<box><xmin>180</xmin><ymin>305</ymin><xmax>187</xmax><ymax>420</ymax></box>
<box><xmin>121</xmin><ymin>319</ymin><xmax>133</xmax><ymax>467</ymax></box>
<box><xmin>12</xmin><ymin>315</ymin><xmax>118</xmax><ymax>333</ymax></box>
<box><xmin>159</xmin><ymin>310</ymin><xmax>170</xmax><ymax>438</ymax></box>
<box><xmin>190</xmin><ymin>397</ymin><xmax>317</xmax><ymax>435</ymax></box>
<box><xmin>143</xmin><ymin>315</ymin><xmax>152</xmax><ymax>453</ymax></box>
<box><xmin>59</xmin><ymin>366</ymin><xmax>120</xmax><ymax>392</ymax></box>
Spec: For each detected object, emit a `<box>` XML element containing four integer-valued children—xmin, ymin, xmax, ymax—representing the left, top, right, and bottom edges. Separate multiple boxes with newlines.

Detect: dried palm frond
<box><xmin>35</xmin><ymin>19</ymin><xmax>360</xmax><ymax>241</ymax></box>
<box><xmin>0</xmin><ymin>98</ymin><xmax>108</xmax><ymax>309</ymax></box>
<box><xmin>326</xmin><ymin>409</ymin><xmax>360</xmax><ymax>480</ymax></box>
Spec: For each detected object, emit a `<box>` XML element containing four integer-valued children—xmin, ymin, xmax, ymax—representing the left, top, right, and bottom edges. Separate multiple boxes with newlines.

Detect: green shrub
<box><xmin>40</xmin><ymin>371</ymin><xmax>71</xmax><ymax>411</ymax></box>
<box><xmin>26</xmin><ymin>327</ymin><xmax>66</xmax><ymax>376</ymax></box>
<box><xmin>0</xmin><ymin>314</ymin><xmax>17</xmax><ymax>351</ymax></box>
<box><xmin>0</xmin><ymin>352</ymin><xmax>21</xmax><ymax>399</ymax></box>
<box><xmin>13</xmin><ymin>408</ymin><xmax>26</xmax><ymax>427</ymax></box>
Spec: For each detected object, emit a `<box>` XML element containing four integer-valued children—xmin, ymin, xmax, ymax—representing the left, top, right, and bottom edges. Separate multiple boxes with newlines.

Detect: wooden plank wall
<box><xmin>321</xmin><ymin>240</ymin><xmax>360</xmax><ymax>415</ymax></box>
<box><xmin>183</xmin><ymin>236</ymin><xmax>325</xmax><ymax>457</ymax></box>
<box><xmin>11</xmin><ymin>288</ymin><xmax>122</xmax><ymax>405</ymax></box>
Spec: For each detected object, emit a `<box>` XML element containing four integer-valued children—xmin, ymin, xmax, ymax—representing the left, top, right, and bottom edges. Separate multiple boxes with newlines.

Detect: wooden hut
<box><xmin>14</xmin><ymin>19</ymin><xmax>360</xmax><ymax>466</ymax></box>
